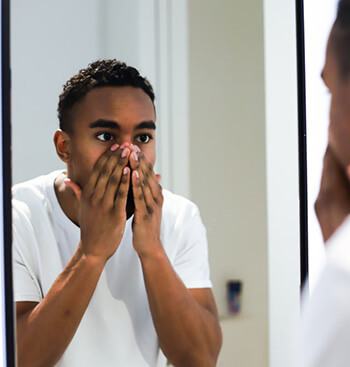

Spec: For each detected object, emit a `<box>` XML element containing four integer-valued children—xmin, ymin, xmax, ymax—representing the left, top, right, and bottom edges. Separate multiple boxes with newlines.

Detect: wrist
<box><xmin>137</xmin><ymin>241</ymin><xmax>165</xmax><ymax>262</ymax></box>
<box><xmin>77</xmin><ymin>242</ymin><xmax>108</xmax><ymax>269</ymax></box>
<box><xmin>81</xmin><ymin>254</ymin><xmax>107</xmax><ymax>270</ymax></box>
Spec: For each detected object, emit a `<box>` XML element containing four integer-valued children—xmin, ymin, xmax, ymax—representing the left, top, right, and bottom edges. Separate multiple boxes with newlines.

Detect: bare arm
<box><xmin>140</xmin><ymin>249</ymin><xmax>222</xmax><ymax>367</ymax></box>
<box><xmin>16</xmin><ymin>146</ymin><xmax>131</xmax><ymax>367</ymax></box>
<box><xmin>129</xmin><ymin>152</ymin><xmax>222</xmax><ymax>367</ymax></box>
<box><xmin>16</xmin><ymin>248</ymin><xmax>105</xmax><ymax>367</ymax></box>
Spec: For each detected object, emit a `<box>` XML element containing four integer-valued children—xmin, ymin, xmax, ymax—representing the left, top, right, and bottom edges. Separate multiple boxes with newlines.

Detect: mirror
<box><xmin>11</xmin><ymin>1</ymin><xmax>300</xmax><ymax>366</ymax></box>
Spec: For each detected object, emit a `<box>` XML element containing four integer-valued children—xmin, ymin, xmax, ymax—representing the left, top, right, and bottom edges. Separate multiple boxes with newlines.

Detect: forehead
<box><xmin>71</xmin><ymin>86</ymin><xmax>156</xmax><ymax>126</ymax></box>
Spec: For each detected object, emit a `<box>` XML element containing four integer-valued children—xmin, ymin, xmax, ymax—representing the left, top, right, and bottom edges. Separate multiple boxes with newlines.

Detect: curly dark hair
<box><xmin>333</xmin><ymin>0</ymin><xmax>350</xmax><ymax>78</ymax></box>
<box><xmin>58</xmin><ymin>59</ymin><xmax>155</xmax><ymax>133</ymax></box>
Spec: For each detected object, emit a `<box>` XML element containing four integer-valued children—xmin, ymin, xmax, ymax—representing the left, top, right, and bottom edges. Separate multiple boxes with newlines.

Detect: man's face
<box><xmin>63</xmin><ymin>86</ymin><xmax>156</xmax><ymax>214</ymax></box>
<box><xmin>323</xmin><ymin>29</ymin><xmax>350</xmax><ymax>168</ymax></box>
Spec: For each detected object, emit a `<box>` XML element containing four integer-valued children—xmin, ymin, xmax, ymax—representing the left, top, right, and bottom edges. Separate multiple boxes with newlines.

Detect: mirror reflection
<box><xmin>11</xmin><ymin>1</ymin><xmax>295</xmax><ymax>366</ymax></box>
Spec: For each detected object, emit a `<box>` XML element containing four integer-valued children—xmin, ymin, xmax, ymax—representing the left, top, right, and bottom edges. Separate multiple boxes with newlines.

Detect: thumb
<box><xmin>64</xmin><ymin>178</ymin><xmax>82</xmax><ymax>201</ymax></box>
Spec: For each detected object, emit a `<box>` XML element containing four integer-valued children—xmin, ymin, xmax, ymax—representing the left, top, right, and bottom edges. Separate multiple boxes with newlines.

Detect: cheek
<box><xmin>70</xmin><ymin>143</ymin><xmax>107</xmax><ymax>185</ymax></box>
<box><xmin>74</xmin><ymin>144</ymin><xmax>102</xmax><ymax>167</ymax></box>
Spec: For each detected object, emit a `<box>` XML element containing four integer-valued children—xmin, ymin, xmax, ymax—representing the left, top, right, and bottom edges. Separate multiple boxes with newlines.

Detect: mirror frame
<box><xmin>2</xmin><ymin>0</ymin><xmax>15</xmax><ymax>364</ymax></box>
<box><xmin>296</xmin><ymin>0</ymin><xmax>309</xmax><ymax>288</ymax></box>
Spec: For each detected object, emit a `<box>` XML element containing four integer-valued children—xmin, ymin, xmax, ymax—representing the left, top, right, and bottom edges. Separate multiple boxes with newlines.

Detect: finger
<box><xmin>64</xmin><ymin>178</ymin><xmax>82</xmax><ymax>201</ymax></box>
<box><xmin>110</xmin><ymin>143</ymin><xmax>119</xmax><ymax>152</ymax></box>
<box><xmin>137</xmin><ymin>152</ymin><xmax>153</xmax><ymax>182</ymax></box>
<box><xmin>155</xmin><ymin>174</ymin><xmax>161</xmax><ymax>184</ymax></box>
<box><xmin>120</xmin><ymin>142</ymin><xmax>131</xmax><ymax>149</ymax></box>
<box><xmin>94</xmin><ymin>148</ymin><xmax>129</xmax><ymax>202</ymax></box>
<box><xmin>132</xmin><ymin>170</ymin><xmax>148</xmax><ymax>215</ymax></box>
<box><xmin>146</xmin><ymin>173</ymin><xmax>163</xmax><ymax>206</ymax></box>
<box><xmin>114</xmin><ymin>166</ymin><xmax>130</xmax><ymax>213</ymax></box>
<box><xmin>127</xmin><ymin>143</ymin><xmax>139</xmax><ymax>152</ymax></box>
<box><xmin>139</xmin><ymin>165</ymin><xmax>159</xmax><ymax>198</ymax></box>
<box><xmin>138</xmin><ymin>154</ymin><xmax>162</xmax><ymax>202</ymax></box>
<box><xmin>103</xmin><ymin>149</ymin><xmax>131</xmax><ymax>207</ymax></box>
<box><xmin>138</xmin><ymin>169</ymin><xmax>155</xmax><ymax>214</ymax></box>
<box><xmin>129</xmin><ymin>149</ymin><xmax>140</xmax><ymax>171</ymax></box>
<box><xmin>132</xmin><ymin>145</ymin><xmax>141</xmax><ymax>153</ymax></box>
<box><xmin>84</xmin><ymin>148</ymin><xmax>113</xmax><ymax>197</ymax></box>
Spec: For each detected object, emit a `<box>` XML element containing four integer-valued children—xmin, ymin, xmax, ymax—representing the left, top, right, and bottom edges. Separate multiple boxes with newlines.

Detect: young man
<box><xmin>300</xmin><ymin>1</ymin><xmax>350</xmax><ymax>366</ymax></box>
<box><xmin>13</xmin><ymin>60</ymin><xmax>222</xmax><ymax>367</ymax></box>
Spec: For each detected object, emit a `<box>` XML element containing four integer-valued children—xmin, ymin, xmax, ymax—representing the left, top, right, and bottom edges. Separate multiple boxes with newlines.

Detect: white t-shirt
<box><xmin>12</xmin><ymin>170</ymin><xmax>212</xmax><ymax>367</ymax></box>
<box><xmin>300</xmin><ymin>216</ymin><xmax>350</xmax><ymax>367</ymax></box>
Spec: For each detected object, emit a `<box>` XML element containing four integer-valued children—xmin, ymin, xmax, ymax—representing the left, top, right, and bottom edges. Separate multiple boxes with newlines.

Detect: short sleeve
<box><xmin>12</xmin><ymin>200</ymin><xmax>43</xmax><ymax>302</ymax></box>
<box><xmin>173</xmin><ymin>205</ymin><xmax>212</xmax><ymax>289</ymax></box>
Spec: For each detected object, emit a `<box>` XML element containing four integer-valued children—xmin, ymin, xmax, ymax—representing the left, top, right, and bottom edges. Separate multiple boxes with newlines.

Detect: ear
<box><xmin>53</xmin><ymin>129</ymin><xmax>71</xmax><ymax>163</ymax></box>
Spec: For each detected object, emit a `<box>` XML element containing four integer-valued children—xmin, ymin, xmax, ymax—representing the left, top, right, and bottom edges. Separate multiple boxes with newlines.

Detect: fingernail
<box><xmin>134</xmin><ymin>170</ymin><xmax>139</xmax><ymax>179</ymax></box>
<box><xmin>122</xmin><ymin>148</ymin><xmax>129</xmax><ymax>158</ymax></box>
<box><xmin>132</xmin><ymin>151</ymin><xmax>138</xmax><ymax>161</ymax></box>
<box><xmin>110</xmin><ymin>144</ymin><xmax>119</xmax><ymax>152</ymax></box>
<box><xmin>134</xmin><ymin>145</ymin><xmax>141</xmax><ymax>153</ymax></box>
<box><xmin>123</xmin><ymin>167</ymin><xmax>129</xmax><ymax>175</ymax></box>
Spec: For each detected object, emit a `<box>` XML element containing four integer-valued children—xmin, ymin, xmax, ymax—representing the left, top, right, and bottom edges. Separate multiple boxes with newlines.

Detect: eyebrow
<box><xmin>89</xmin><ymin>119</ymin><xmax>156</xmax><ymax>130</ymax></box>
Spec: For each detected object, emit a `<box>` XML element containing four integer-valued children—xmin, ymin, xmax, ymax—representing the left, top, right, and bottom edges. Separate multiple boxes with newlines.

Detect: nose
<box><xmin>119</xmin><ymin>141</ymin><xmax>140</xmax><ymax>153</ymax></box>
<box><xmin>119</xmin><ymin>136</ymin><xmax>133</xmax><ymax>148</ymax></box>
<box><xmin>120</xmin><ymin>141</ymin><xmax>131</xmax><ymax>148</ymax></box>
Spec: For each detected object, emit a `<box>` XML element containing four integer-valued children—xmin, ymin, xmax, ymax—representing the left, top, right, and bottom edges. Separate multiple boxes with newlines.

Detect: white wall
<box><xmin>11</xmin><ymin>0</ymin><xmax>103</xmax><ymax>184</ymax></box>
<box><xmin>188</xmin><ymin>1</ymin><xmax>269</xmax><ymax>366</ymax></box>
<box><xmin>189</xmin><ymin>1</ymin><xmax>300</xmax><ymax>366</ymax></box>
<box><xmin>11</xmin><ymin>0</ymin><xmax>190</xmax><ymax>197</ymax></box>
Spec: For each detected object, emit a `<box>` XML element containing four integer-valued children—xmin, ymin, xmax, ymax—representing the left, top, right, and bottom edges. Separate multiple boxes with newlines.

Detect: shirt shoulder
<box><xmin>13</xmin><ymin>171</ymin><xmax>54</xmax><ymax>198</ymax></box>
<box><xmin>161</xmin><ymin>190</ymin><xmax>211</xmax><ymax>288</ymax></box>
<box><xmin>160</xmin><ymin>189</ymin><xmax>206</xmax><ymax>251</ymax></box>
<box><xmin>162</xmin><ymin>189</ymin><xmax>201</xmax><ymax>224</ymax></box>
<box><xmin>12</xmin><ymin>171</ymin><xmax>60</xmax><ymax>214</ymax></box>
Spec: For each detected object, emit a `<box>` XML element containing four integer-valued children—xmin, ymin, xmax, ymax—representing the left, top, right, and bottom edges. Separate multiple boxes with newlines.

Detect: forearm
<box><xmin>140</xmin><ymin>246</ymin><xmax>221</xmax><ymax>367</ymax></box>
<box><xmin>17</xmin><ymin>243</ymin><xmax>105</xmax><ymax>367</ymax></box>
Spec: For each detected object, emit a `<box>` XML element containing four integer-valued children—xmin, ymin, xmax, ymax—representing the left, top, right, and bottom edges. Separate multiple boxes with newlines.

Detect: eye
<box><xmin>135</xmin><ymin>134</ymin><xmax>152</xmax><ymax>144</ymax></box>
<box><xmin>96</xmin><ymin>132</ymin><xmax>115</xmax><ymax>142</ymax></box>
